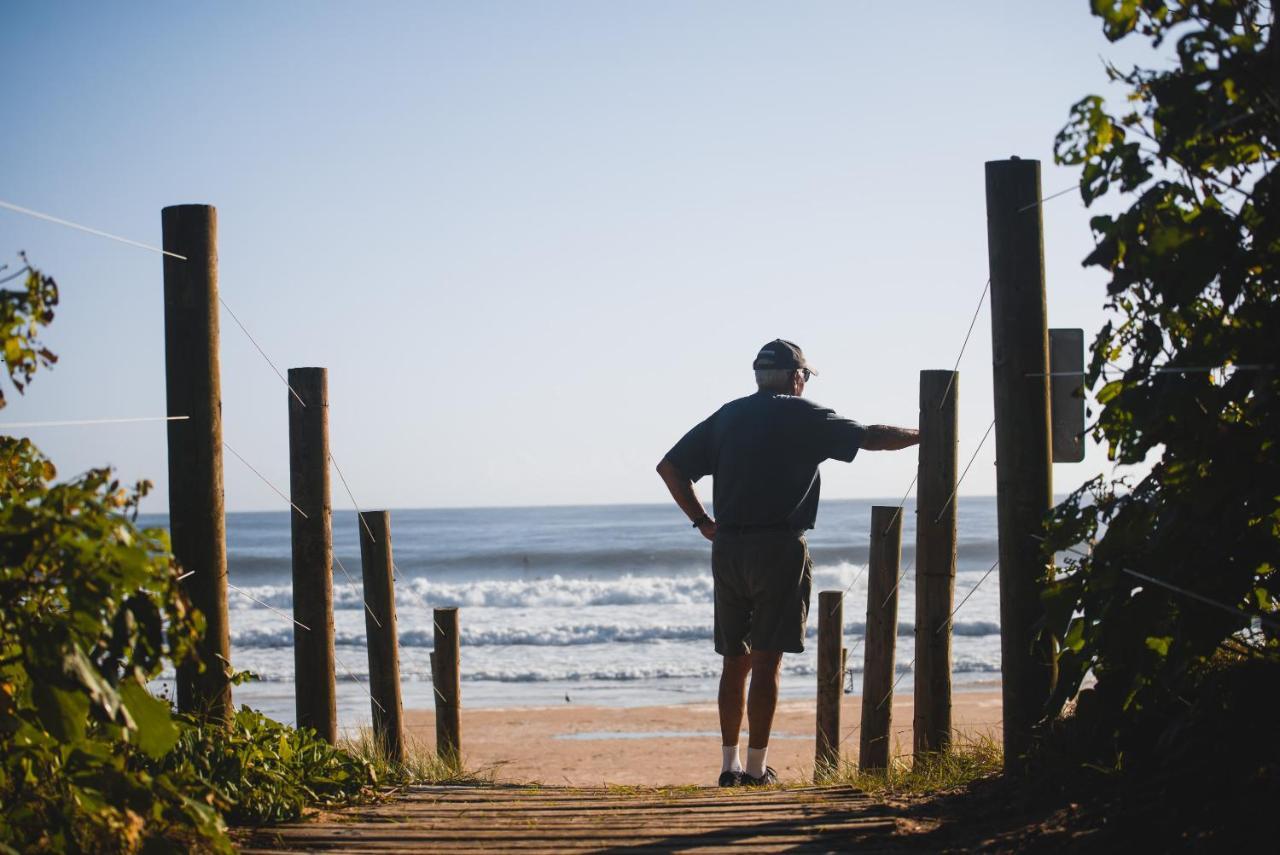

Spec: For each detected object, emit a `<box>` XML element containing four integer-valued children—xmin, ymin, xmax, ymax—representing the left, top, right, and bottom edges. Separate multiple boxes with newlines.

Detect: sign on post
<box><xmin>1049</xmin><ymin>328</ymin><xmax>1085</xmax><ymax>463</ymax></box>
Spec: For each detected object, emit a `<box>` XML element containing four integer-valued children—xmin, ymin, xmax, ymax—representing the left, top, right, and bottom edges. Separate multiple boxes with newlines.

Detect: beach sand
<box><xmin>402</xmin><ymin>686</ymin><xmax>1003</xmax><ymax>787</ymax></box>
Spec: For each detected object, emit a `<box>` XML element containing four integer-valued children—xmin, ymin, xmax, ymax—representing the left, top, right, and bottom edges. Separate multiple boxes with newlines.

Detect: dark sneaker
<box><xmin>717</xmin><ymin>770</ymin><xmax>743</xmax><ymax>787</ymax></box>
<box><xmin>742</xmin><ymin>766</ymin><xmax>778</xmax><ymax>786</ymax></box>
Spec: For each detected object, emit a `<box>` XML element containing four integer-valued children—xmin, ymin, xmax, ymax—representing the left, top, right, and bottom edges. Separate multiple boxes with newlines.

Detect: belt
<box><xmin>716</xmin><ymin>522</ymin><xmax>799</xmax><ymax>534</ymax></box>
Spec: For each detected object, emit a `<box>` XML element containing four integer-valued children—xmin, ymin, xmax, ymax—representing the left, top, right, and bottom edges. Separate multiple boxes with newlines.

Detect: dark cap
<box><xmin>752</xmin><ymin>339</ymin><xmax>818</xmax><ymax>375</ymax></box>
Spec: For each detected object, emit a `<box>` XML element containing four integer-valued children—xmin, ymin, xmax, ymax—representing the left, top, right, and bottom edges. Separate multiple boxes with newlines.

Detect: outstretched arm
<box><xmin>861</xmin><ymin>425</ymin><xmax>920</xmax><ymax>451</ymax></box>
<box><xmin>656</xmin><ymin>458</ymin><xmax>717</xmax><ymax>542</ymax></box>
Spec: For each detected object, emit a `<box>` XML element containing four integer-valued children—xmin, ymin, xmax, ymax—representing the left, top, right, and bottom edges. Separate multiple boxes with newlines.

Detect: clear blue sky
<box><xmin>2</xmin><ymin>2</ymin><xmax>1155</xmax><ymax>513</ymax></box>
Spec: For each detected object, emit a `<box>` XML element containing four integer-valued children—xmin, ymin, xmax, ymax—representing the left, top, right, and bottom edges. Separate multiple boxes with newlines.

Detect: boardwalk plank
<box><xmin>238</xmin><ymin>784</ymin><xmax>899</xmax><ymax>853</ymax></box>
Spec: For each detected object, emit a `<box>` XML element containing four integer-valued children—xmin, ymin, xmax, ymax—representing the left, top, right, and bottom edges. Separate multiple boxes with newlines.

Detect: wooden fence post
<box><xmin>814</xmin><ymin>591</ymin><xmax>844</xmax><ymax>781</ymax></box>
<box><xmin>915</xmin><ymin>370</ymin><xmax>959</xmax><ymax>756</ymax></box>
<box><xmin>985</xmin><ymin>158</ymin><xmax>1058</xmax><ymax>763</ymax></box>
<box><xmin>358</xmin><ymin>510</ymin><xmax>405</xmax><ymax>763</ymax></box>
<box><xmin>288</xmin><ymin>367</ymin><xmax>336</xmax><ymax>743</ymax></box>
<box><xmin>860</xmin><ymin>505</ymin><xmax>902</xmax><ymax>771</ymax></box>
<box><xmin>162</xmin><ymin>204</ymin><xmax>232</xmax><ymax>723</ymax></box>
<box><xmin>432</xmin><ymin>607</ymin><xmax>462</xmax><ymax>764</ymax></box>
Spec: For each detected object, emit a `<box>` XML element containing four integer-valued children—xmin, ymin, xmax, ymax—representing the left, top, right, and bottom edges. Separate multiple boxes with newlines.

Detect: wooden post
<box><xmin>914</xmin><ymin>370</ymin><xmax>959</xmax><ymax>756</ymax></box>
<box><xmin>985</xmin><ymin>158</ymin><xmax>1058</xmax><ymax>763</ymax></box>
<box><xmin>432</xmin><ymin>607</ymin><xmax>461</xmax><ymax>763</ymax></box>
<box><xmin>359</xmin><ymin>510</ymin><xmax>404</xmax><ymax>763</ymax></box>
<box><xmin>814</xmin><ymin>591</ymin><xmax>843</xmax><ymax>781</ymax></box>
<box><xmin>288</xmin><ymin>367</ymin><xmax>336</xmax><ymax>743</ymax></box>
<box><xmin>162</xmin><ymin>204</ymin><xmax>232</xmax><ymax>723</ymax></box>
<box><xmin>860</xmin><ymin>505</ymin><xmax>902</xmax><ymax>771</ymax></box>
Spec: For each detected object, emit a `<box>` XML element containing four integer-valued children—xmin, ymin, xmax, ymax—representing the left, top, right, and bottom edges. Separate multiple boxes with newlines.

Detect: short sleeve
<box><xmin>664</xmin><ymin>417</ymin><xmax>715</xmax><ymax>482</ymax></box>
<box><xmin>804</xmin><ymin>402</ymin><xmax>864</xmax><ymax>463</ymax></box>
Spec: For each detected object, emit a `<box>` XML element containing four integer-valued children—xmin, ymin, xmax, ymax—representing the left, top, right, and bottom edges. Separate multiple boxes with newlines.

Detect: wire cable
<box><xmin>0</xmin><ymin>198</ymin><xmax>186</xmax><ymax>260</ymax></box>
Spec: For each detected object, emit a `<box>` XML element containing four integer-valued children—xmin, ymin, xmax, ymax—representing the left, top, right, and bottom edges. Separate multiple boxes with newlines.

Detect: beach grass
<box><xmin>342</xmin><ymin>728</ymin><xmax>498</xmax><ymax>787</ymax></box>
<box><xmin>827</xmin><ymin>733</ymin><xmax>1003</xmax><ymax>796</ymax></box>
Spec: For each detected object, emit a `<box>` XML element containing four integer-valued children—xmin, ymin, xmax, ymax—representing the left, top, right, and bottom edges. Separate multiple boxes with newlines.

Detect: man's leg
<box><xmin>744</xmin><ymin>649</ymin><xmax>783</xmax><ymax>781</ymax></box>
<box><xmin>746</xmin><ymin>649</ymin><xmax>783</xmax><ymax>748</ymax></box>
<box><xmin>718</xmin><ymin>653</ymin><xmax>752</xmax><ymax>747</ymax></box>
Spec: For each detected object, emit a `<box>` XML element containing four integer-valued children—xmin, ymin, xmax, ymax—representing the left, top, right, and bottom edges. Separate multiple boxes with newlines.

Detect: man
<box><xmin>656</xmin><ymin>339</ymin><xmax>919</xmax><ymax>786</ymax></box>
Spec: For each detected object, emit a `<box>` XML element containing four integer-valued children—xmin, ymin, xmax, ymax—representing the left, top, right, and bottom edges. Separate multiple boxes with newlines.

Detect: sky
<box><xmin>1</xmin><ymin>2</ymin><xmax>1158</xmax><ymax>513</ymax></box>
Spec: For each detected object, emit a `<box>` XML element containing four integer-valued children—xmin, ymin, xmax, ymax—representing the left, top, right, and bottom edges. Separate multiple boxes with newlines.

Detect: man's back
<box><xmin>665</xmin><ymin>391</ymin><xmax>865</xmax><ymax>530</ymax></box>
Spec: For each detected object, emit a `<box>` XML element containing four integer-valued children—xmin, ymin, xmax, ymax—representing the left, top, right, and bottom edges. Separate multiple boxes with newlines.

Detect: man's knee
<box><xmin>722</xmin><ymin>653</ymin><xmax>752</xmax><ymax>678</ymax></box>
<box><xmin>749</xmin><ymin>649</ymin><xmax>784</xmax><ymax>675</ymax></box>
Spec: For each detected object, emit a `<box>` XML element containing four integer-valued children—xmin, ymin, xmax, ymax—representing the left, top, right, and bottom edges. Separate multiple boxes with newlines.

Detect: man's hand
<box><xmin>862</xmin><ymin>425</ymin><xmax>920</xmax><ymax>451</ymax></box>
<box><xmin>695</xmin><ymin>517</ymin><xmax>717</xmax><ymax>542</ymax></box>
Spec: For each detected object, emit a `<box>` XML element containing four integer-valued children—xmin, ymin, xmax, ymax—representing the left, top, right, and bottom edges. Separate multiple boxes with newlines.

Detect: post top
<box><xmin>161</xmin><ymin>204</ymin><xmax>216</xmax><ymax>213</ymax></box>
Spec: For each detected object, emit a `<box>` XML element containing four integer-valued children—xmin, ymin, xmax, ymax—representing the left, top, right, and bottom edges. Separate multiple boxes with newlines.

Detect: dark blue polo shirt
<box><xmin>664</xmin><ymin>391</ymin><xmax>865</xmax><ymax>530</ymax></box>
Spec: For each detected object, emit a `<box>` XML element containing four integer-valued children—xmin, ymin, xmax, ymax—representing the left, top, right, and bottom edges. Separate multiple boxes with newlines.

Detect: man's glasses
<box><xmin>800</xmin><ymin>368</ymin><xmax>812</xmax><ymax>382</ymax></box>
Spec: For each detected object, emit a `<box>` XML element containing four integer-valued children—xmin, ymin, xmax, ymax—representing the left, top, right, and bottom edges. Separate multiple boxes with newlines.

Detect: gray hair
<box><xmin>755</xmin><ymin>368</ymin><xmax>799</xmax><ymax>392</ymax></box>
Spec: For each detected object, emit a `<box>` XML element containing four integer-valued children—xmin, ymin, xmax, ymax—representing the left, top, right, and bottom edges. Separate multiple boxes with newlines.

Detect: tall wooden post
<box><xmin>914</xmin><ymin>370</ymin><xmax>959</xmax><ymax>755</ymax></box>
<box><xmin>288</xmin><ymin>367</ymin><xmax>336</xmax><ymax>743</ymax></box>
<box><xmin>163</xmin><ymin>204</ymin><xmax>232</xmax><ymax>723</ymax></box>
<box><xmin>985</xmin><ymin>158</ymin><xmax>1058</xmax><ymax>763</ymax></box>
<box><xmin>432</xmin><ymin>607</ymin><xmax>462</xmax><ymax>763</ymax></box>
<box><xmin>814</xmin><ymin>591</ymin><xmax>843</xmax><ymax>781</ymax></box>
<box><xmin>359</xmin><ymin>510</ymin><xmax>404</xmax><ymax>763</ymax></box>
<box><xmin>860</xmin><ymin>506</ymin><xmax>902</xmax><ymax>771</ymax></box>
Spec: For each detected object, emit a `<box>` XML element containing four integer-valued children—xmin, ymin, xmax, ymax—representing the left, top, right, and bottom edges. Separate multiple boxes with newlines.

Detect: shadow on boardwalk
<box><xmin>237</xmin><ymin>783</ymin><xmax>906</xmax><ymax>853</ymax></box>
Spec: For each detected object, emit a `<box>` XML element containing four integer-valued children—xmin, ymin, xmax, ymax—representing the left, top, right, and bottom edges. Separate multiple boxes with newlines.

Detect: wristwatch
<box><xmin>691</xmin><ymin>513</ymin><xmax>711</xmax><ymax>528</ymax></box>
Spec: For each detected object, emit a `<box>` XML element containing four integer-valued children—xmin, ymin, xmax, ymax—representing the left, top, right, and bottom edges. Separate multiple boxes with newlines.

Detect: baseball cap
<box><xmin>752</xmin><ymin>339</ymin><xmax>818</xmax><ymax>374</ymax></box>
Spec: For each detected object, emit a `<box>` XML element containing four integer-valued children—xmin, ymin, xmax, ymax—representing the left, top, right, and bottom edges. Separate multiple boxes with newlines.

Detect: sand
<box><xmin>402</xmin><ymin>686</ymin><xmax>1003</xmax><ymax>787</ymax></box>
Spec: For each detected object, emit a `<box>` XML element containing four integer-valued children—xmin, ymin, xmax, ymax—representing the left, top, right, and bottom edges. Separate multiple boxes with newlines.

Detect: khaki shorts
<box><xmin>711</xmin><ymin>529</ymin><xmax>813</xmax><ymax>655</ymax></box>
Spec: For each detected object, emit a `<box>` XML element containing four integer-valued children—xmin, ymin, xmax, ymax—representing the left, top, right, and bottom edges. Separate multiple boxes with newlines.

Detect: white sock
<box><xmin>746</xmin><ymin>746</ymin><xmax>768</xmax><ymax>778</ymax></box>
<box><xmin>721</xmin><ymin>744</ymin><xmax>742</xmax><ymax>774</ymax></box>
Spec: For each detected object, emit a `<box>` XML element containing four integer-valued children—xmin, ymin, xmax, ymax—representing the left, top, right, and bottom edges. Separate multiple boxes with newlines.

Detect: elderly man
<box><xmin>656</xmin><ymin>339</ymin><xmax>919</xmax><ymax>786</ymax></box>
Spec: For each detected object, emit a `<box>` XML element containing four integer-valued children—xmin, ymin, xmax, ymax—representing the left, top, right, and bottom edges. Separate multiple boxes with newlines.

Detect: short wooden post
<box><xmin>162</xmin><ymin>204</ymin><xmax>232</xmax><ymax>723</ymax></box>
<box><xmin>915</xmin><ymin>370</ymin><xmax>959</xmax><ymax>756</ymax></box>
<box><xmin>432</xmin><ymin>607</ymin><xmax>462</xmax><ymax>763</ymax></box>
<box><xmin>359</xmin><ymin>510</ymin><xmax>404</xmax><ymax>764</ymax></box>
<box><xmin>288</xmin><ymin>367</ymin><xmax>336</xmax><ymax>743</ymax></box>
<box><xmin>860</xmin><ymin>505</ymin><xmax>902</xmax><ymax>771</ymax></box>
<box><xmin>815</xmin><ymin>590</ymin><xmax>843</xmax><ymax>781</ymax></box>
<box><xmin>985</xmin><ymin>158</ymin><xmax>1058</xmax><ymax>763</ymax></box>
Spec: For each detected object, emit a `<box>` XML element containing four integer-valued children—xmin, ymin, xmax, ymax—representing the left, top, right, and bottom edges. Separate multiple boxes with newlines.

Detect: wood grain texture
<box><xmin>433</xmin><ymin>608</ymin><xmax>462</xmax><ymax>762</ymax></box>
<box><xmin>162</xmin><ymin>204</ymin><xmax>232</xmax><ymax>723</ymax></box>
<box><xmin>814</xmin><ymin>591</ymin><xmax>843</xmax><ymax>781</ymax></box>
<box><xmin>359</xmin><ymin>510</ymin><xmax>404</xmax><ymax>762</ymax></box>
<box><xmin>914</xmin><ymin>370</ymin><xmax>958</xmax><ymax>756</ymax></box>
<box><xmin>288</xmin><ymin>366</ymin><xmax>337</xmax><ymax>743</ymax></box>
<box><xmin>860</xmin><ymin>505</ymin><xmax>902</xmax><ymax>770</ymax></box>
<box><xmin>985</xmin><ymin>158</ymin><xmax>1058</xmax><ymax>762</ymax></box>
<box><xmin>237</xmin><ymin>784</ymin><xmax>900</xmax><ymax>853</ymax></box>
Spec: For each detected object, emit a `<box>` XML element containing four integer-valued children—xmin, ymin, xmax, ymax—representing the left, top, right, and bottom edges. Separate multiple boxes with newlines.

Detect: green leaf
<box><xmin>31</xmin><ymin>682</ymin><xmax>88</xmax><ymax>742</ymax></box>
<box><xmin>120</xmin><ymin>679</ymin><xmax>179</xmax><ymax>759</ymax></box>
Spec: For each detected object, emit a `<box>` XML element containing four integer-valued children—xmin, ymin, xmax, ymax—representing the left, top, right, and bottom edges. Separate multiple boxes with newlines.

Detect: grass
<box><xmin>341</xmin><ymin>728</ymin><xmax>497</xmax><ymax>788</ymax></box>
<box><xmin>826</xmin><ymin>734</ymin><xmax>1004</xmax><ymax>796</ymax></box>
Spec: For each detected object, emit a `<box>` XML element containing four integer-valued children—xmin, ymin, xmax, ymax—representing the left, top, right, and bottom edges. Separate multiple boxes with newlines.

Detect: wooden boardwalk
<box><xmin>238</xmin><ymin>784</ymin><xmax>902</xmax><ymax>853</ymax></box>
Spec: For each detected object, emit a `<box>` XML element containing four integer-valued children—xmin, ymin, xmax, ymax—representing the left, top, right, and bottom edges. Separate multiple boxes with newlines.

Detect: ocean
<box><xmin>145</xmin><ymin>497</ymin><xmax>1003</xmax><ymax>729</ymax></box>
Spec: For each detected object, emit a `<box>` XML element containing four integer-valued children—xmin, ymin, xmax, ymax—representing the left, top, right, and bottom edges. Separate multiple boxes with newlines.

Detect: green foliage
<box><xmin>0</xmin><ymin>254</ymin><xmax>58</xmax><ymax>408</ymax></box>
<box><xmin>1045</xmin><ymin>0</ymin><xmax>1279</xmax><ymax>757</ymax></box>
<box><xmin>156</xmin><ymin>707</ymin><xmax>377</xmax><ymax>826</ymax></box>
<box><xmin>0</xmin><ymin>436</ymin><xmax>229</xmax><ymax>853</ymax></box>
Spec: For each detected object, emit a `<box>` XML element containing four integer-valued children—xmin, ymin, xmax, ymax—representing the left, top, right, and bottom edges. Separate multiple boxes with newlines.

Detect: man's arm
<box><xmin>860</xmin><ymin>425</ymin><xmax>920</xmax><ymax>451</ymax></box>
<box><xmin>656</xmin><ymin>458</ymin><xmax>717</xmax><ymax>542</ymax></box>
